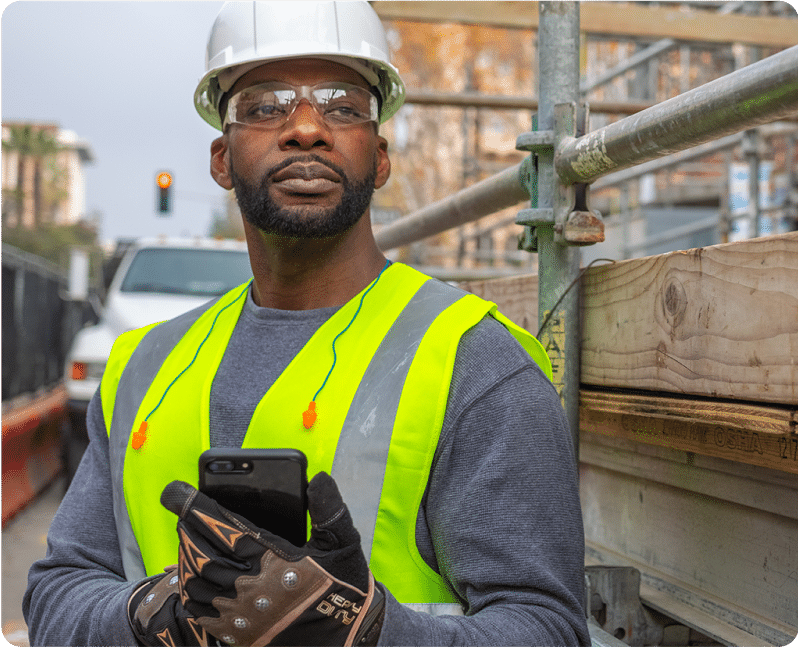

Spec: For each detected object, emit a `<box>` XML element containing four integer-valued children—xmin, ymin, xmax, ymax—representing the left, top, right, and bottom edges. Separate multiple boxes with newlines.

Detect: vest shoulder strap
<box><xmin>103</xmin><ymin>294</ymin><xmax>226</xmax><ymax>580</ymax></box>
<box><xmin>330</xmin><ymin>277</ymin><xmax>467</xmax><ymax>564</ymax></box>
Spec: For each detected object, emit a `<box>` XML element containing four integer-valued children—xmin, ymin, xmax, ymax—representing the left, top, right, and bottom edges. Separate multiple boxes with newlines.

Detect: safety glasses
<box><xmin>223</xmin><ymin>81</ymin><xmax>379</xmax><ymax>130</ymax></box>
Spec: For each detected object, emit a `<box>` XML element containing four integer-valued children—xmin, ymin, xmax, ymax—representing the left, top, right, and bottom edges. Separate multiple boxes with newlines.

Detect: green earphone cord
<box><xmin>143</xmin><ymin>279</ymin><xmax>253</xmax><ymax>424</ymax></box>
<box><xmin>137</xmin><ymin>260</ymin><xmax>392</xmax><ymax>439</ymax></box>
<box><xmin>303</xmin><ymin>258</ymin><xmax>392</xmax><ymax>429</ymax></box>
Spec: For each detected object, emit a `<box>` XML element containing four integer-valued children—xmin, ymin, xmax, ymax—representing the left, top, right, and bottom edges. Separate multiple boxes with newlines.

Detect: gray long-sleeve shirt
<box><xmin>24</xmin><ymin>288</ymin><xmax>590</xmax><ymax>646</ymax></box>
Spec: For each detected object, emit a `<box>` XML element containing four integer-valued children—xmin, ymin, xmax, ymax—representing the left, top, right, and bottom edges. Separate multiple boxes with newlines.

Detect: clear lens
<box><xmin>312</xmin><ymin>85</ymin><xmax>374</xmax><ymax>125</ymax></box>
<box><xmin>225</xmin><ymin>82</ymin><xmax>378</xmax><ymax>129</ymax></box>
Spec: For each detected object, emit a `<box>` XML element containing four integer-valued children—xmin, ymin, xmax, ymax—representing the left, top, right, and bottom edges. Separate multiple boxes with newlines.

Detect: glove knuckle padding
<box><xmin>132</xmin><ymin>572</ymin><xmax>179</xmax><ymax>631</ymax></box>
<box><xmin>198</xmin><ymin>551</ymin><xmax>370</xmax><ymax>646</ymax></box>
<box><xmin>128</xmin><ymin>568</ymin><xmax>213</xmax><ymax>647</ymax></box>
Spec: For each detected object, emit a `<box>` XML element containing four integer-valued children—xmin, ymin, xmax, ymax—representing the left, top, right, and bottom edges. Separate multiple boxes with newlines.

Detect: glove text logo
<box><xmin>316</xmin><ymin>592</ymin><xmax>362</xmax><ymax>625</ymax></box>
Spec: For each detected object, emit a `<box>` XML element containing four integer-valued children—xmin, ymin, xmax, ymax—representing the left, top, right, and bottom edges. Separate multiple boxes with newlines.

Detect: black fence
<box><xmin>2</xmin><ymin>244</ymin><xmax>96</xmax><ymax>403</ymax></box>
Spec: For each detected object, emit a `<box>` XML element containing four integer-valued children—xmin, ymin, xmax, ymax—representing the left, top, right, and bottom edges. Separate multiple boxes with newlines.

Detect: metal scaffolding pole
<box><xmin>592</xmin><ymin>122</ymin><xmax>797</xmax><ymax>190</ymax></box>
<box><xmin>374</xmin><ymin>163</ymin><xmax>528</xmax><ymax>252</ymax></box>
<box><xmin>404</xmin><ymin>89</ymin><xmax>657</xmax><ymax>116</ymax></box>
<box><xmin>534</xmin><ymin>1</ymin><xmax>583</xmax><ymax>454</ymax></box>
<box><xmin>580</xmin><ymin>39</ymin><xmax>676</xmax><ymax>95</ymax></box>
<box><xmin>375</xmin><ymin>121</ymin><xmax>798</xmax><ymax>252</ymax></box>
<box><xmin>743</xmin><ymin>129</ymin><xmax>762</xmax><ymax>237</ymax></box>
<box><xmin>592</xmin><ymin>132</ymin><xmax>744</xmax><ymax>191</ymax></box>
<box><xmin>556</xmin><ymin>44</ymin><xmax>798</xmax><ymax>186</ymax></box>
<box><xmin>625</xmin><ymin>215</ymin><xmax>720</xmax><ymax>255</ymax></box>
<box><xmin>579</xmin><ymin>3</ymin><xmax>744</xmax><ymax>96</ymax></box>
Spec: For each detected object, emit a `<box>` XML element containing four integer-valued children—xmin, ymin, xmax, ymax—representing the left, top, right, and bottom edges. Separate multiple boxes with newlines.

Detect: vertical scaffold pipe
<box><xmin>536</xmin><ymin>2</ymin><xmax>582</xmax><ymax>457</ymax></box>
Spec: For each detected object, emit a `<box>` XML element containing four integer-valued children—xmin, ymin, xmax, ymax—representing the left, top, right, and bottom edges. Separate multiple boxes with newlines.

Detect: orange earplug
<box><xmin>132</xmin><ymin>421</ymin><xmax>148</xmax><ymax>450</ymax></box>
<box><xmin>302</xmin><ymin>402</ymin><xmax>317</xmax><ymax>430</ymax></box>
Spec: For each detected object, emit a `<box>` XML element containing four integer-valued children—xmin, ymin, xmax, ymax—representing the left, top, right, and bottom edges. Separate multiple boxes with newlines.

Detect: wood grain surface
<box><xmin>580</xmin><ymin>233</ymin><xmax>798</xmax><ymax>405</ymax></box>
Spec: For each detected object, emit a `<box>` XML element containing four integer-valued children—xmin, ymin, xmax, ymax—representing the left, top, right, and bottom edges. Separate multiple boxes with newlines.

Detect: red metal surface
<box><xmin>2</xmin><ymin>384</ymin><xmax>66</xmax><ymax>527</ymax></box>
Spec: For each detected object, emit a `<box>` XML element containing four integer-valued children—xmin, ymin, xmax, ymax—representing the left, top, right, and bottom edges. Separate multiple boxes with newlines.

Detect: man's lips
<box><xmin>270</xmin><ymin>162</ymin><xmax>341</xmax><ymax>194</ymax></box>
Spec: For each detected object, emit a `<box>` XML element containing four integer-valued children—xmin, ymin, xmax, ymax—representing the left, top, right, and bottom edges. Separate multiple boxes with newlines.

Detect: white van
<box><xmin>63</xmin><ymin>237</ymin><xmax>251</xmax><ymax>479</ymax></box>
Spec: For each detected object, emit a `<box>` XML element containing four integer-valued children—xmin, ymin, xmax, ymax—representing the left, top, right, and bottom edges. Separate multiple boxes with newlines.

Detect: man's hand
<box><xmin>127</xmin><ymin>566</ymin><xmax>219</xmax><ymax>646</ymax></box>
<box><xmin>160</xmin><ymin>472</ymin><xmax>385</xmax><ymax>647</ymax></box>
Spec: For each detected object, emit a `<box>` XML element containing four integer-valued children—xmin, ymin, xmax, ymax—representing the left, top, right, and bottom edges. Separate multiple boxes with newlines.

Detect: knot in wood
<box><xmin>662</xmin><ymin>277</ymin><xmax>687</xmax><ymax>326</ymax></box>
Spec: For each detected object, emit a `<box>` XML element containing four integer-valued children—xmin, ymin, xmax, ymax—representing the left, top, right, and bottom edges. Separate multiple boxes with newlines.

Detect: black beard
<box><xmin>230</xmin><ymin>154</ymin><xmax>377</xmax><ymax>239</ymax></box>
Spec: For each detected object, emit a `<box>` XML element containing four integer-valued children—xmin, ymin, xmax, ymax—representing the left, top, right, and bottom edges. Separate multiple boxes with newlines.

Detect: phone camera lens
<box><xmin>208</xmin><ymin>460</ymin><xmax>235</xmax><ymax>473</ymax></box>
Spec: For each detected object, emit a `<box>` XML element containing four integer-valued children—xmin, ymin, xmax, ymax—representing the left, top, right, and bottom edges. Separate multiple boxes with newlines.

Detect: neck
<box><xmin>244</xmin><ymin>218</ymin><xmax>388</xmax><ymax>310</ymax></box>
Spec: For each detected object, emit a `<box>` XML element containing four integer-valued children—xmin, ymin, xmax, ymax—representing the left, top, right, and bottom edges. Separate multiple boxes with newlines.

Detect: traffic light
<box><xmin>156</xmin><ymin>171</ymin><xmax>173</xmax><ymax>214</ymax></box>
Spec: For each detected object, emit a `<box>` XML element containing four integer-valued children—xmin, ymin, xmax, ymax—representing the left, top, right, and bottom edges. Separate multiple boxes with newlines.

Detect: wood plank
<box><xmin>372</xmin><ymin>1</ymin><xmax>798</xmax><ymax>48</ymax></box>
<box><xmin>580</xmin><ymin>388</ymin><xmax>798</xmax><ymax>475</ymax></box>
<box><xmin>461</xmin><ymin>234</ymin><xmax>798</xmax><ymax>405</ymax></box>
<box><xmin>580</xmin><ymin>232</ymin><xmax>798</xmax><ymax>405</ymax></box>
<box><xmin>372</xmin><ymin>1</ymin><xmax>538</xmax><ymax>30</ymax></box>
<box><xmin>581</xmin><ymin>433</ymin><xmax>798</xmax><ymax>643</ymax></box>
<box><xmin>580</xmin><ymin>457</ymin><xmax>798</xmax><ymax>644</ymax></box>
<box><xmin>459</xmin><ymin>272</ymin><xmax>539</xmax><ymax>333</ymax></box>
<box><xmin>638</xmin><ymin>582</ymin><xmax>794</xmax><ymax>647</ymax></box>
<box><xmin>579</xmin><ymin>432</ymin><xmax>798</xmax><ymax>521</ymax></box>
<box><xmin>579</xmin><ymin>2</ymin><xmax>798</xmax><ymax>49</ymax></box>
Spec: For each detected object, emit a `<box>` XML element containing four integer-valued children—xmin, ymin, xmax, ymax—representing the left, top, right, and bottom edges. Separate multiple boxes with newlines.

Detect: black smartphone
<box><xmin>199</xmin><ymin>448</ymin><xmax>308</xmax><ymax>547</ymax></box>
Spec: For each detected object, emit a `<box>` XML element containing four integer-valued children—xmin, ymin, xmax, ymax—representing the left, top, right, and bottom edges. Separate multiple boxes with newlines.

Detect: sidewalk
<box><xmin>2</xmin><ymin>477</ymin><xmax>64</xmax><ymax>647</ymax></box>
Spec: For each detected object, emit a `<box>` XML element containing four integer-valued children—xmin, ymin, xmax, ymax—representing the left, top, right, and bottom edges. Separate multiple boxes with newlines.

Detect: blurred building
<box><xmin>370</xmin><ymin>1</ymin><xmax>798</xmax><ymax>276</ymax></box>
<box><xmin>2</xmin><ymin>122</ymin><xmax>94</xmax><ymax>229</ymax></box>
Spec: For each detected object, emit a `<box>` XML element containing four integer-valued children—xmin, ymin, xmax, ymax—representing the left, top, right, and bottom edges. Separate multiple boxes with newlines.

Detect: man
<box><xmin>24</xmin><ymin>2</ymin><xmax>590</xmax><ymax>645</ymax></box>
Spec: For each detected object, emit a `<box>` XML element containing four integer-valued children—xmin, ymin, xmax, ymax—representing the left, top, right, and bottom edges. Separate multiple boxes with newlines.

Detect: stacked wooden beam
<box><xmin>461</xmin><ymin>232</ymin><xmax>798</xmax><ymax>645</ymax></box>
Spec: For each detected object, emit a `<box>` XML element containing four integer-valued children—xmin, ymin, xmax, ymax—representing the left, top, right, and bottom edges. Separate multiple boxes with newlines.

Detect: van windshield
<box><xmin>120</xmin><ymin>248</ymin><xmax>252</xmax><ymax>296</ymax></box>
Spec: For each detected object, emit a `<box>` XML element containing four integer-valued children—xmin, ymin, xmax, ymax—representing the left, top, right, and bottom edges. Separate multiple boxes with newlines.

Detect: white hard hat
<box><xmin>195</xmin><ymin>1</ymin><xmax>406</xmax><ymax>130</ymax></box>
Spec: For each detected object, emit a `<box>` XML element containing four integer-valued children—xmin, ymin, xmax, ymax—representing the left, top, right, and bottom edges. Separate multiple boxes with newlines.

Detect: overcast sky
<box><xmin>2</xmin><ymin>1</ymin><xmax>230</xmax><ymax>244</ymax></box>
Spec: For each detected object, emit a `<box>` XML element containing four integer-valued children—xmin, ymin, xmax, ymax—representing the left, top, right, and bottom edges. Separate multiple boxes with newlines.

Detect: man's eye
<box><xmin>244</xmin><ymin>102</ymin><xmax>286</xmax><ymax>120</ymax></box>
<box><xmin>326</xmin><ymin>104</ymin><xmax>359</xmax><ymax>116</ymax></box>
<box><xmin>323</xmin><ymin>101</ymin><xmax>366</xmax><ymax>121</ymax></box>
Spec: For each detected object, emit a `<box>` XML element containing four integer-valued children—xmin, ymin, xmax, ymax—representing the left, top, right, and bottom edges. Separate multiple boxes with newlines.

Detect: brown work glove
<box><xmin>159</xmin><ymin>471</ymin><xmax>385</xmax><ymax>647</ymax></box>
<box><xmin>127</xmin><ymin>566</ymin><xmax>219</xmax><ymax>646</ymax></box>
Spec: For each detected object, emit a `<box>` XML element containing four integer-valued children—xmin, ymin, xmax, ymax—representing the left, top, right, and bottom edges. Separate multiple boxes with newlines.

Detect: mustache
<box><xmin>266</xmin><ymin>154</ymin><xmax>349</xmax><ymax>183</ymax></box>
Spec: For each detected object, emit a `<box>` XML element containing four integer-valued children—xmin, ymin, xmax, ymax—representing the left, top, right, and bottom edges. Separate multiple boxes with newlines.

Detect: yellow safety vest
<box><xmin>102</xmin><ymin>263</ymin><xmax>551</xmax><ymax>608</ymax></box>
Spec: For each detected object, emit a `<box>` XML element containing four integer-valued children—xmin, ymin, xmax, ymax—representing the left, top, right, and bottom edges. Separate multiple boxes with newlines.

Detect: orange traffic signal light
<box><xmin>157</xmin><ymin>172</ymin><xmax>172</xmax><ymax>190</ymax></box>
<box><xmin>156</xmin><ymin>171</ymin><xmax>173</xmax><ymax>213</ymax></box>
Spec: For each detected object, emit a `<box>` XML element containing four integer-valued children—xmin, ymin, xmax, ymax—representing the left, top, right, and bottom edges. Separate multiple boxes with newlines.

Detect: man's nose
<box><xmin>279</xmin><ymin>99</ymin><xmax>334</xmax><ymax>150</ymax></box>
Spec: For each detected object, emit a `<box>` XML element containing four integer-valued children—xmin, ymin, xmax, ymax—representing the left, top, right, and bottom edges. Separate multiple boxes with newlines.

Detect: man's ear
<box><xmin>210</xmin><ymin>135</ymin><xmax>233</xmax><ymax>190</ymax></box>
<box><xmin>374</xmin><ymin>136</ymin><xmax>391</xmax><ymax>190</ymax></box>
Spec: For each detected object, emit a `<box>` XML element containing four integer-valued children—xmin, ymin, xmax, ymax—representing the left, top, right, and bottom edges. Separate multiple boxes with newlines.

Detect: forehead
<box><xmin>230</xmin><ymin>58</ymin><xmax>370</xmax><ymax>96</ymax></box>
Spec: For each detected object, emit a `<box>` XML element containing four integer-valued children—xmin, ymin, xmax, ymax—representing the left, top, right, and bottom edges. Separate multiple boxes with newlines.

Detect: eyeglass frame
<box><xmin>222</xmin><ymin>81</ymin><xmax>380</xmax><ymax>130</ymax></box>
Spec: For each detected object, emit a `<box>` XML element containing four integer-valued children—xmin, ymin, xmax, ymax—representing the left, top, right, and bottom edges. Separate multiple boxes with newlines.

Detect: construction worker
<box><xmin>23</xmin><ymin>2</ymin><xmax>590</xmax><ymax>645</ymax></box>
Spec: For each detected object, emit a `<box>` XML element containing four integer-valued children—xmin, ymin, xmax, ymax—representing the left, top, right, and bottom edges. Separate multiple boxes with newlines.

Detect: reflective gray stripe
<box><xmin>109</xmin><ymin>303</ymin><xmax>215</xmax><ymax>581</ymax></box>
<box><xmin>406</xmin><ymin>603</ymin><xmax>465</xmax><ymax>616</ymax></box>
<box><xmin>331</xmin><ymin>279</ymin><xmax>465</xmax><ymax>564</ymax></box>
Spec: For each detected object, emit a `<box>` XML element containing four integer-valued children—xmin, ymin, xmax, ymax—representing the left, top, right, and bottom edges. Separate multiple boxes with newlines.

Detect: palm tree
<box><xmin>2</xmin><ymin>124</ymin><xmax>63</xmax><ymax>229</ymax></box>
